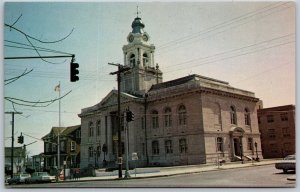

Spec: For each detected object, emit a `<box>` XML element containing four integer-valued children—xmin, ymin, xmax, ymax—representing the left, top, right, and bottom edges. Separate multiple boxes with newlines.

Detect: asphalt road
<box><xmin>7</xmin><ymin>164</ymin><xmax>296</xmax><ymax>188</ymax></box>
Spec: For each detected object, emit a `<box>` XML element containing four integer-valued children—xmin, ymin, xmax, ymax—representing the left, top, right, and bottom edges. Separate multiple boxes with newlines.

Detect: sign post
<box><xmin>132</xmin><ymin>152</ymin><xmax>138</xmax><ymax>177</ymax></box>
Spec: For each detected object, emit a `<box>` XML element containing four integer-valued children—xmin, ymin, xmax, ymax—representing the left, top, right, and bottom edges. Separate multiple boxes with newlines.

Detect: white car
<box><xmin>275</xmin><ymin>154</ymin><xmax>296</xmax><ymax>173</ymax></box>
<box><xmin>25</xmin><ymin>172</ymin><xmax>56</xmax><ymax>183</ymax></box>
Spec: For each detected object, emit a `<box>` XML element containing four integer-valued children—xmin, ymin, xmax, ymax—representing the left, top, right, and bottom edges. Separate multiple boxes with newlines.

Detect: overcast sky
<box><xmin>2</xmin><ymin>1</ymin><xmax>295</xmax><ymax>156</ymax></box>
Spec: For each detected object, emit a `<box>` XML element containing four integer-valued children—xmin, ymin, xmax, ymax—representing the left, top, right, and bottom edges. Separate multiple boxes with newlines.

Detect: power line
<box><xmin>161</xmin><ymin>33</ymin><xmax>294</xmax><ymax>71</ymax></box>
<box><xmin>4</xmin><ymin>39</ymin><xmax>74</xmax><ymax>55</ymax></box>
<box><xmin>163</xmin><ymin>39</ymin><xmax>294</xmax><ymax>75</ymax></box>
<box><xmin>156</xmin><ymin>2</ymin><xmax>292</xmax><ymax>54</ymax></box>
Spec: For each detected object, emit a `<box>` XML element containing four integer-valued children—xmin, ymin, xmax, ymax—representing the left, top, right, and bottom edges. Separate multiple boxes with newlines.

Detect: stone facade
<box><xmin>257</xmin><ymin>105</ymin><xmax>295</xmax><ymax>158</ymax></box>
<box><xmin>78</xmin><ymin>15</ymin><xmax>263</xmax><ymax>169</ymax></box>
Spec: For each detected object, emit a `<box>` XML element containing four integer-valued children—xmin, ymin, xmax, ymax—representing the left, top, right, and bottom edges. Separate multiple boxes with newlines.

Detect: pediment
<box><xmin>99</xmin><ymin>90</ymin><xmax>139</xmax><ymax>108</ymax></box>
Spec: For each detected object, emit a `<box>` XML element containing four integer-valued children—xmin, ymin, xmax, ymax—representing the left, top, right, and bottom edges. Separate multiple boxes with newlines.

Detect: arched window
<box><xmin>129</xmin><ymin>54</ymin><xmax>135</xmax><ymax>67</ymax></box>
<box><xmin>165</xmin><ymin>140</ymin><xmax>173</xmax><ymax>154</ymax></box>
<box><xmin>152</xmin><ymin>110</ymin><xmax>159</xmax><ymax>129</ymax></box>
<box><xmin>178</xmin><ymin>105</ymin><xmax>187</xmax><ymax>125</ymax></box>
<box><xmin>230</xmin><ymin>106</ymin><xmax>237</xmax><ymax>125</ymax></box>
<box><xmin>88</xmin><ymin>122</ymin><xmax>94</xmax><ymax>137</ymax></box>
<box><xmin>152</xmin><ymin>140</ymin><xmax>159</xmax><ymax>155</ymax></box>
<box><xmin>143</xmin><ymin>53</ymin><xmax>149</xmax><ymax>66</ymax></box>
<box><xmin>96</xmin><ymin>120</ymin><xmax>101</xmax><ymax>136</ymax></box>
<box><xmin>164</xmin><ymin>107</ymin><xmax>172</xmax><ymax>127</ymax></box>
<box><xmin>244</xmin><ymin>108</ymin><xmax>251</xmax><ymax>126</ymax></box>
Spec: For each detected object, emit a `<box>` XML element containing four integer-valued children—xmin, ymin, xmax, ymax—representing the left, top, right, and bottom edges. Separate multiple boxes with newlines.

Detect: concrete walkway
<box><xmin>61</xmin><ymin>159</ymin><xmax>286</xmax><ymax>182</ymax></box>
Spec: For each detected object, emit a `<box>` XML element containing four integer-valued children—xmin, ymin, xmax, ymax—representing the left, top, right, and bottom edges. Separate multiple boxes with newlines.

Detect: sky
<box><xmin>2</xmin><ymin>1</ymin><xmax>296</xmax><ymax>157</ymax></box>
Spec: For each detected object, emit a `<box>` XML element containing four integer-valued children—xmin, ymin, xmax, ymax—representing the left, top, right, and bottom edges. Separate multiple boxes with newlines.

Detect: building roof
<box><xmin>149</xmin><ymin>74</ymin><xmax>228</xmax><ymax>91</ymax></box>
<box><xmin>131</xmin><ymin>17</ymin><xmax>145</xmax><ymax>34</ymax></box>
<box><xmin>41</xmin><ymin>125</ymin><xmax>80</xmax><ymax>140</ymax></box>
<box><xmin>257</xmin><ymin>105</ymin><xmax>295</xmax><ymax>113</ymax></box>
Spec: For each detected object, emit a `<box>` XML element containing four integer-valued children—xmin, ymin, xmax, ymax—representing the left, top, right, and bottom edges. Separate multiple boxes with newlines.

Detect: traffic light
<box><xmin>17</xmin><ymin>136</ymin><xmax>24</xmax><ymax>144</ymax></box>
<box><xmin>126</xmin><ymin>110</ymin><xmax>134</xmax><ymax>122</ymax></box>
<box><xmin>70</xmin><ymin>63</ymin><xmax>79</xmax><ymax>82</ymax></box>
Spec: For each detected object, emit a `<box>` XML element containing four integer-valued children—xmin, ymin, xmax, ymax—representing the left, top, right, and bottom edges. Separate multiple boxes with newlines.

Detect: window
<box><xmin>152</xmin><ymin>141</ymin><xmax>159</xmax><ymax>155</ymax></box>
<box><xmin>89</xmin><ymin>122</ymin><xmax>94</xmax><ymax>137</ymax></box>
<box><xmin>165</xmin><ymin>140</ymin><xmax>173</xmax><ymax>154</ymax></box>
<box><xmin>270</xmin><ymin>143</ymin><xmax>278</xmax><ymax>153</ymax></box>
<box><xmin>267</xmin><ymin>115</ymin><xmax>274</xmax><ymax>123</ymax></box>
<box><xmin>97</xmin><ymin>146</ymin><xmax>101</xmax><ymax>157</ymax></box>
<box><xmin>216</xmin><ymin>137</ymin><xmax>224</xmax><ymax>152</ymax></box>
<box><xmin>179</xmin><ymin>139</ymin><xmax>188</xmax><ymax>153</ymax></box>
<box><xmin>45</xmin><ymin>143</ymin><xmax>50</xmax><ymax>153</ymax></box>
<box><xmin>282</xmin><ymin>127</ymin><xmax>290</xmax><ymax>137</ymax></box>
<box><xmin>230</xmin><ymin>106</ymin><xmax>237</xmax><ymax>125</ymax></box>
<box><xmin>152</xmin><ymin>110</ymin><xmax>159</xmax><ymax>129</ymax></box>
<box><xmin>280</xmin><ymin>113</ymin><xmax>288</xmax><ymax>121</ymax></box>
<box><xmin>247</xmin><ymin>138</ymin><xmax>253</xmax><ymax>151</ymax></box>
<box><xmin>244</xmin><ymin>108</ymin><xmax>251</xmax><ymax>126</ymax></box>
<box><xmin>164</xmin><ymin>107</ymin><xmax>172</xmax><ymax>127</ymax></box>
<box><xmin>60</xmin><ymin>141</ymin><xmax>66</xmax><ymax>152</ymax></box>
<box><xmin>88</xmin><ymin>147</ymin><xmax>93</xmax><ymax>158</ymax></box>
<box><xmin>96</xmin><ymin>120</ymin><xmax>101</xmax><ymax>136</ymax></box>
<box><xmin>143</xmin><ymin>53</ymin><xmax>149</xmax><ymax>66</ymax></box>
<box><xmin>268</xmin><ymin>129</ymin><xmax>276</xmax><ymax>139</ymax></box>
<box><xmin>258</xmin><ymin>116</ymin><xmax>261</xmax><ymax>124</ymax></box>
<box><xmin>52</xmin><ymin>143</ymin><xmax>57</xmax><ymax>152</ymax></box>
<box><xmin>70</xmin><ymin>141</ymin><xmax>76</xmax><ymax>151</ymax></box>
<box><xmin>129</xmin><ymin>54</ymin><xmax>135</xmax><ymax>67</ymax></box>
<box><xmin>178</xmin><ymin>105</ymin><xmax>187</xmax><ymax>125</ymax></box>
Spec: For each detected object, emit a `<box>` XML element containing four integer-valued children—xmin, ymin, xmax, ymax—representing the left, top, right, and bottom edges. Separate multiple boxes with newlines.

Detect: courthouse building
<box><xmin>78</xmin><ymin>15</ymin><xmax>263</xmax><ymax>168</ymax></box>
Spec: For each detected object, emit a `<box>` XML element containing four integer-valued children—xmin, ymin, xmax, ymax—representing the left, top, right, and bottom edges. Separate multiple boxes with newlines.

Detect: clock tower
<box><xmin>121</xmin><ymin>14</ymin><xmax>163</xmax><ymax>96</ymax></box>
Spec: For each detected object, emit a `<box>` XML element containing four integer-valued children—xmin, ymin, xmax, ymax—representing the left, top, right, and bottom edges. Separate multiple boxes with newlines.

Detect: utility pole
<box><xmin>108</xmin><ymin>63</ymin><xmax>131</xmax><ymax>179</ymax></box>
<box><xmin>5</xmin><ymin>111</ymin><xmax>22</xmax><ymax>178</ymax></box>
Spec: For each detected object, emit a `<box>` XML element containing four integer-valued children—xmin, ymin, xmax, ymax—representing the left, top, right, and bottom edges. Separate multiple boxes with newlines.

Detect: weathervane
<box><xmin>136</xmin><ymin>5</ymin><xmax>141</xmax><ymax>18</ymax></box>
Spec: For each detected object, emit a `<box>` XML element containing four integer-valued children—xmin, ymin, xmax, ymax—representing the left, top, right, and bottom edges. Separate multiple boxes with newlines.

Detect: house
<box><xmin>5</xmin><ymin>147</ymin><xmax>26</xmax><ymax>175</ymax></box>
<box><xmin>42</xmin><ymin>125</ymin><xmax>81</xmax><ymax>170</ymax></box>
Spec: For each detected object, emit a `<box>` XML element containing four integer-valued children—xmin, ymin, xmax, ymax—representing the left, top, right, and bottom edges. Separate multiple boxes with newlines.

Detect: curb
<box><xmin>58</xmin><ymin>161</ymin><xmax>277</xmax><ymax>183</ymax></box>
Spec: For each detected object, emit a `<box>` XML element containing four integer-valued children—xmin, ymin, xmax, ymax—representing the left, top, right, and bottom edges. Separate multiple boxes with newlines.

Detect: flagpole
<box><xmin>58</xmin><ymin>81</ymin><xmax>61</xmax><ymax>170</ymax></box>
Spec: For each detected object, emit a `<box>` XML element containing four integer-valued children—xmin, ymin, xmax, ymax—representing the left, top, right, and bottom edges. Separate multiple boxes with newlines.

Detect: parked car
<box><xmin>7</xmin><ymin>173</ymin><xmax>31</xmax><ymax>185</ymax></box>
<box><xmin>25</xmin><ymin>172</ymin><xmax>56</xmax><ymax>184</ymax></box>
<box><xmin>275</xmin><ymin>154</ymin><xmax>296</xmax><ymax>173</ymax></box>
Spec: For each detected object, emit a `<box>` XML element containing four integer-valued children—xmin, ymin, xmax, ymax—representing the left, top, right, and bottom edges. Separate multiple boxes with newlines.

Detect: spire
<box><xmin>136</xmin><ymin>5</ymin><xmax>141</xmax><ymax>18</ymax></box>
<box><xmin>131</xmin><ymin>6</ymin><xmax>145</xmax><ymax>34</ymax></box>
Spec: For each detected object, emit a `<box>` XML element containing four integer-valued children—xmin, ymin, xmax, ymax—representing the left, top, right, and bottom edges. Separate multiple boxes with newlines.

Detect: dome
<box><xmin>131</xmin><ymin>17</ymin><xmax>145</xmax><ymax>34</ymax></box>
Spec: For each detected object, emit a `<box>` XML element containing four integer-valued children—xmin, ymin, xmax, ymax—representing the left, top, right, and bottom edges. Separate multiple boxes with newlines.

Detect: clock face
<box><xmin>128</xmin><ymin>35</ymin><xmax>134</xmax><ymax>42</ymax></box>
<box><xmin>143</xmin><ymin>34</ymin><xmax>148</xmax><ymax>41</ymax></box>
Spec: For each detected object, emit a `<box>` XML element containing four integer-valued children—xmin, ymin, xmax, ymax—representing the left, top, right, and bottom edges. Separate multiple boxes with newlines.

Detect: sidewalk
<box><xmin>60</xmin><ymin>159</ymin><xmax>283</xmax><ymax>182</ymax></box>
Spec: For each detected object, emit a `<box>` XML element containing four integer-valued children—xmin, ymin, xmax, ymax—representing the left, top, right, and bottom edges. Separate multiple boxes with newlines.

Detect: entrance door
<box><xmin>233</xmin><ymin>138</ymin><xmax>241</xmax><ymax>156</ymax></box>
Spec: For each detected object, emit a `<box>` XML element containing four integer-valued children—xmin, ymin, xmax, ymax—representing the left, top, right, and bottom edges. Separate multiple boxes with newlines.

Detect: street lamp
<box><xmin>254</xmin><ymin>142</ymin><xmax>259</xmax><ymax>161</ymax></box>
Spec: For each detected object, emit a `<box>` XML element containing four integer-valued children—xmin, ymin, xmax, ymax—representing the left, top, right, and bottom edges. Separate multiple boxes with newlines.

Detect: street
<box><xmin>7</xmin><ymin>164</ymin><xmax>296</xmax><ymax>188</ymax></box>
